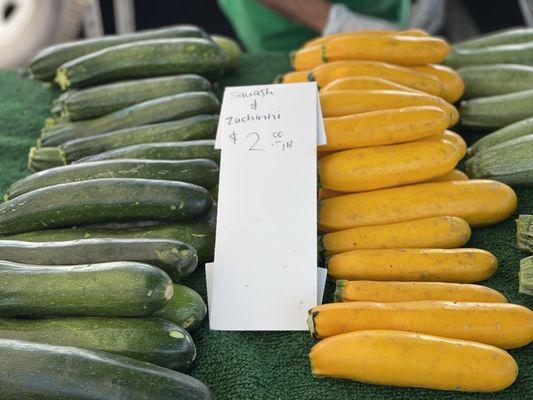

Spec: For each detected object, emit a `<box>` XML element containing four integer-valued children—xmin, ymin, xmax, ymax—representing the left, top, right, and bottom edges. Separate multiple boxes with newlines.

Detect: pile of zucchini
<box><xmin>444</xmin><ymin>28</ymin><xmax>533</xmax><ymax>186</ymax></box>
<box><xmin>0</xmin><ymin>24</ymin><xmax>243</xmax><ymax>399</ymax></box>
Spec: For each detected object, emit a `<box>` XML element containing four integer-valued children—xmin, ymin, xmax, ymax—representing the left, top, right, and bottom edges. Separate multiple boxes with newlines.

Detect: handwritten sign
<box><xmin>208</xmin><ymin>82</ymin><xmax>323</xmax><ymax>331</ymax></box>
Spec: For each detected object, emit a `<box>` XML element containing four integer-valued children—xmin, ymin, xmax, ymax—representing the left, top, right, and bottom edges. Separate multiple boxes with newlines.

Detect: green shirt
<box><xmin>218</xmin><ymin>0</ymin><xmax>410</xmax><ymax>53</ymax></box>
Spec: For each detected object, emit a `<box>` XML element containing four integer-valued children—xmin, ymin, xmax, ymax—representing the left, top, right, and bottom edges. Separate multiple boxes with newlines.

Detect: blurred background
<box><xmin>0</xmin><ymin>0</ymin><xmax>529</xmax><ymax>68</ymax></box>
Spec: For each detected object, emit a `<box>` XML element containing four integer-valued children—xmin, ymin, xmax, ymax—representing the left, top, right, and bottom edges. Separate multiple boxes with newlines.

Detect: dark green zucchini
<box><xmin>0</xmin><ymin>179</ymin><xmax>212</xmax><ymax>235</ymax></box>
<box><xmin>0</xmin><ymin>238</ymin><xmax>197</xmax><ymax>281</ymax></box>
<box><xmin>155</xmin><ymin>284</ymin><xmax>207</xmax><ymax>331</ymax></box>
<box><xmin>9</xmin><ymin>159</ymin><xmax>219</xmax><ymax>198</ymax></box>
<box><xmin>77</xmin><ymin>140</ymin><xmax>220</xmax><ymax>164</ymax></box>
<box><xmin>56</xmin><ymin>38</ymin><xmax>226</xmax><ymax>89</ymax></box>
<box><xmin>0</xmin><ymin>339</ymin><xmax>214</xmax><ymax>399</ymax></box>
<box><xmin>210</xmin><ymin>184</ymin><xmax>219</xmax><ymax>201</ymax></box>
<box><xmin>40</xmin><ymin>92</ymin><xmax>220</xmax><ymax>147</ymax></box>
<box><xmin>29</xmin><ymin>25</ymin><xmax>207</xmax><ymax>81</ymax></box>
<box><xmin>36</xmin><ymin>115</ymin><xmax>218</xmax><ymax>165</ymax></box>
<box><xmin>2</xmin><ymin>208</ymin><xmax>217</xmax><ymax>264</ymax></box>
<box><xmin>0</xmin><ymin>261</ymin><xmax>172</xmax><ymax>317</ymax></box>
<box><xmin>59</xmin><ymin>75</ymin><xmax>212</xmax><ymax>121</ymax></box>
<box><xmin>0</xmin><ymin>317</ymin><xmax>195</xmax><ymax>371</ymax></box>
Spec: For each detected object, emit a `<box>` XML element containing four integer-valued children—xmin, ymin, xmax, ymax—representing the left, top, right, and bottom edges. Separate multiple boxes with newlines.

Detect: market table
<box><xmin>0</xmin><ymin>53</ymin><xmax>531</xmax><ymax>399</ymax></box>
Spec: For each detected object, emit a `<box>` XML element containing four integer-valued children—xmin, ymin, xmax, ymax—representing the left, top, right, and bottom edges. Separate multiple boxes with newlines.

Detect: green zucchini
<box><xmin>3</xmin><ymin>226</ymin><xmax>214</xmax><ymax>264</ymax></box>
<box><xmin>459</xmin><ymin>64</ymin><xmax>533</xmax><ymax>99</ymax></box>
<box><xmin>454</xmin><ymin>27</ymin><xmax>533</xmax><ymax>50</ymax></box>
<box><xmin>211</xmin><ymin>35</ymin><xmax>242</xmax><ymax>71</ymax></box>
<box><xmin>0</xmin><ymin>261</ymin><xmax>172</xmax><ymax>317</ymax></box>
<box><xmin>56</xmin><ymin>38</ymin><xmax>226</xmax><ymax>89</ymax></box>
<box><xmin>0</xmin><ymin>317</ymin><xmax>195</xmax><ymax>371</ymax></box>
<box><xmin>210</xmin><ymin>184</ymin><xmax>219</xmax><ymax>201</ymax></box>
<box><xmin>27</xmin><ymin>146</ymin><xmax>66</xmax><ymax>171</ymax></box>
<box><xmin>446</xmin><ymin>42</ymin><xmax>533</xmax><ymax>69</ymax></box>
<box><xmin>0</xmin><ymin>179</ymin><xmax>212</xmax><ymax>235</ymax></box>
<box><xmin>0</xmin><ymin>339</ymin><xmax>214</xmax><ymax>399</ymax></box>
<box><xmin>59</xmin><ymin>75</ymin><xmax>212</xmax><ymax>121</ymax></box>
<box><xmin>10</xmin><ymin>158</ymin><xmax>219</xmax><ymax>198</ymax></box>
<box><xmin>2</xmin><ymin>208</ymin><xmax>217</xmax><ymax>264</ymax></box>
<box><xmin>460</xmin><ymin>89</ymin><xmax>533</xmax><ymax>129</ymax></box>
<box><xmin>155</xmin><ymin>284</ymin><xmax>207</xmax><ymax>331</ymax></box>
<box><xmin>466</xmin><ymin>134</ymin><xmax>533</xmax><ymax>185</ymax></box>
<box><xmin>77</xmin><ymin>140</ymin><xmax>220</xmax><ymax>164</ymax></box>
<box><xmin>29</xmin><ymin>25</ymin><xmax>207</xmax><ymax>81</ymax></box>
<box><xmin>36</xmin><ymin>115</ymin><xmax>218</xmax><ymax>165</ymax></box>
<box><xmin>0</xmin><ymin>238</ymin><xmax>197</xmax><ymax>281</ymax></box>
<box><xmin>40</xmin><ymin>92</ymin><xmax>220</xmax><ymax>147</ymax></box>
<box><xmin>469</xmin><ymin>116</ymin><xmax>533</xmax><ymax>155</ymax></box>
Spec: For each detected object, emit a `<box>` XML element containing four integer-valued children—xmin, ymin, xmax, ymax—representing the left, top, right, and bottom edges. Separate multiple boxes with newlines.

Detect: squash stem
<box><xmin>519</xmin><ymin>256</ymin><xmax>533</xmax><ymax>296</ymax></box>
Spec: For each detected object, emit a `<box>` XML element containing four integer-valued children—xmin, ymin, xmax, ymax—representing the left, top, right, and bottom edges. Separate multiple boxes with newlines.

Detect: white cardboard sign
<box><xmin>208</xmin><ymin>82</ymin><xmax>324</xmax><ymax>331</ymax></box>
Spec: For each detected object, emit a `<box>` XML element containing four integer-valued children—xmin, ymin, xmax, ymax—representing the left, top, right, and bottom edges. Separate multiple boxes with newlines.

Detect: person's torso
<box><xmin>218</xmin><ymin>0</ymin><xmax>410</xmax><ymax>52</ymax></box>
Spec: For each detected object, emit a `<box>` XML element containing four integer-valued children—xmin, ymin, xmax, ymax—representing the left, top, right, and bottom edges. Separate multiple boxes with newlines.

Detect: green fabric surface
<box><xmin>0</xmin><ymin>54</ymin><xmax>532</xmax><ymax>399</ymax></box>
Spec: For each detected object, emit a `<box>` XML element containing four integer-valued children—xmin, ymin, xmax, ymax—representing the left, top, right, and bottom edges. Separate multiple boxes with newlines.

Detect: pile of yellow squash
<box><xmin>281</xmin><ymin>29</ymin><xmax>533</xmax><ymax>393</ymax></box>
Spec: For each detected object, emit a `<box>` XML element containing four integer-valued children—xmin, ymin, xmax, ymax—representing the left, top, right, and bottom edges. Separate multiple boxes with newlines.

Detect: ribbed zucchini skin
<box><xmin>56</xmin><ymin>38</ymin><xmax>226</xmax><ymax>89</ymax></box>
<box><xmin>77</xmin><ymin>140</ymin><xmax>220</xmax><ymax>164</ymax></box>
<box><xmin>155</xmin><ymin>284</ymin><xmax>207</xmax><ymax>331</ymax></box>
<box><xmin>40</xmin><ymin>92</ymin><xmax>220</xmax><ymax>146</ymax></box>
<box><xmin>0</xmin><ymin>339</ymin><xmax>214</xmax><ymax>399</ymax></box>
<box><xmin>60</xmin><ymin>75</ymin><xmax>212</xmax><ymax>121</ymax></box>
<box><xmin>446</xmin><ymin>42</ymin><xmax>533</xmax><ymax>69</ymax></box>
<box><xmin>459</xmin><ymin>64</ymin><xmax>533</xmax><ymax>99</ymax></box>
<box><xmin>29</xmin><ymin>25</ymin><xmax>207</xmax><ymax>81</ymax></box>
<box><xmin>466</xmin><ymin>135</ymin><xmax>533</xmax><ymax>185</ymax></box>
<box><xmin>2</xmin><ymin>208</ymin><xmax>217</xmax><ymax>264</ymax></box>
<box><xmin>0</xmin><ymin>179</ymin><xmax>212</xmax><ymax>235</ymax></box>
<box><xmin>469</xmin><ymin>116</ymin><xmax>533</xmax><ymax>155</ymax></box>
<box><xmin>0</xmin><ymin>238</ymin><xmax>197</xmax><ymax>281</ymax></box>
<box><xmin>0</xmin><ymin>261</ymin><xmax>173</xmax><ymax>317</ymax></box>
<box><xmin>454</xmin><ymin>27</ymin><xmax>533</xmax><ymax>50</ymax></box>
<box><xmin>460</xmin><ymin>89</ymin><xmax>533</xmax><ymax>129</ymax></box>
<box><xmin>9</xmin><ymin>159</ymin><xmax>219</xmax><ymax>198</ymax></box>
<box><xmin>61</xmin><ymin>115</ymin><xmax>218</xmax><ymax>161</ymax></box>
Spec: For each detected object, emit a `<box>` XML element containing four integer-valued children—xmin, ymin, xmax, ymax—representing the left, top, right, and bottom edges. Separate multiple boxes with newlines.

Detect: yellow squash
<box><xmin>334</xmin><ymin>280</ymin><xmax>507</xmax><ymax>303</ymax></box>
<box><xmin>411</xmin><ymin>64</ymin><xmax>465</xmax><ymax>103</ymax></box>
<box><xmin>278</xmin><ymin>70</ymin><xmax>309</xmax><ymax>84</ymax></box>
<box><xmin>310</xmin><ymin>61</ymin><xmax>443</xmax><ymax>95</ymax></box>
<box><xmin>293</xmin><ymin>35</ymin><xmax>450</xmax><ymax>70</ymax></box>
<box><xmin>303</xmin><ymin>29</ymin><xmax>428</xmax><ymax>48</ymax></box>
<box><xmin>318</xmin><ymin>138</ymin><xmax>461</xmax><ymax>192</ymax></box>
<box><xmin>318</xmin><ymin>187</ymin><xmax>341</xmax><ymax>200</ymax></box>
<box><xmin>318</xmin><ymin>180</ymin><xmax>517</xmax><ymax>231</ymax></box>
<box><xmin>318</xmin><ymin>170</ymin><xmax>469</xmax><ymax>199</ymax></box>
<box><xmin>308</xmin><ymin>301</ymin><xmax>533</xmax><ymax>349</ymax></box>
<box><xmin>427</xmin><ymin>130</ymin><xmax>467</xmax><ymax>158</ymax></box>
<box><xmin>320</xmin><ymin>106</ymin><xmax>449</xmax><ymax>151</ymax></box>
<box><xmin>327</xmin><ymin>248</ymin><xmax>498</xmax><ymax>283</ymax></box>
<box><xmin>319</xmin><ymin>90</ymin><xmax>459</xmax><ymax>126</ymax></box>
<box><xmin>320</xmin><ymin>216</ymin><xmax>471</xmax><ymax>254</ymax></box>
<box><xmin>427</xmin><ymin>169</ymin><xmax>469</xmax><ymax>182</ymax></box>
<box><xmin>309</xmin><ymin>330</ymin><xmax>518</xmax><ymax>392</ymax></box>
<box><xmin>320</xmin><ymin>75</ymin><xmax>422</xmax><ymax>93</ymax></box>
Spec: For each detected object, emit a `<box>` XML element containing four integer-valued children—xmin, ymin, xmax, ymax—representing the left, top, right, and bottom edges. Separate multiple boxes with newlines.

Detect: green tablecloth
<box><xmin>0</xmin><ymin>54</ymin><xmax>531</xmax><ymax>399</ymax></box>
